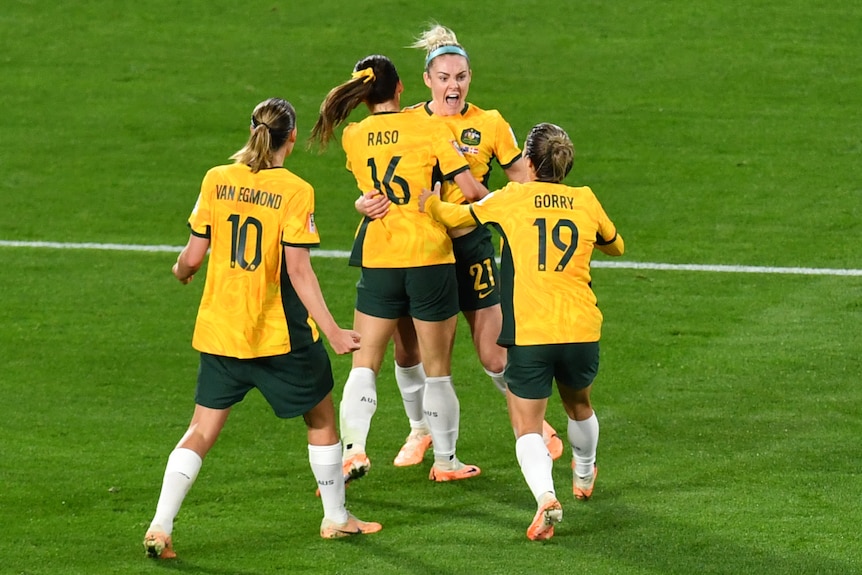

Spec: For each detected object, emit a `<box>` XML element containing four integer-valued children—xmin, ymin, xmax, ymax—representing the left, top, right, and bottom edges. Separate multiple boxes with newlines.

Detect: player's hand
<box><xmin>355</xmin><ymin>190</ymin><xmax>390</xmax><ymax>219</ymax></box>
<box><xmin>172</xmin><ymin>262</ymin><xmax>194</xmax><ymax>284</ymax></box>
<box><xmin>328</xmin><ymin>328</ymin><xmax>361</xmax><ymax>355</ymax></box>
<box><xmin>418</xmin><ymin>181</ymin><xmax>441</xmax><ymax>213</ymax></box>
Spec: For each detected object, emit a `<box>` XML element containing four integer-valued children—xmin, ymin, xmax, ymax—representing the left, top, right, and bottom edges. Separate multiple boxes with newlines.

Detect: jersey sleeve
<box><xmin>589</xmin><ymin>187</ymin><xmax>625</xmax><ymax>256</ymax></box>
<box><xmin>431</xmin><ymin>123</ymin><xmax>471</xmax><ymax>179</ymax></box>
<box><xmin>281</xmin><ymin>182</ymin><xmax>321</xmax><ymax>248</ymax></box>
<box><xmin>426</xmin><ymin>195</ymin><xmax>479</xmax><ymax>229</ymax></box>
<box><xmin>491</xmin><ymin>111</ymin><xmax>522</xmax><ymax>169</ymax></box>
<box><xmin>188</xmin><ymin>169</ymin><xmax>216</xmax><ymax>238</ymax></box>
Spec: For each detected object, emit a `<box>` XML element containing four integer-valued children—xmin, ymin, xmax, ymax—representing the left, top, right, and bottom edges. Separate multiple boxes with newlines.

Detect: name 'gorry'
<box><xmin>534</xmin><ymin>194</ymin><xmax>575</xmax><ymax>210</ymax></box>
<box><xmin>216</xmin><ymin>184</ymin><xmax>283</xmax><ymax>209</ymax></box>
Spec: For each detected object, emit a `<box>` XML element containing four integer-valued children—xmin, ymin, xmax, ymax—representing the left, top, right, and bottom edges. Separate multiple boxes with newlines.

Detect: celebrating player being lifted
<box><xmin>356</xmin><ymin>24</ymin><xmax>565</xmax><ymax>468</ymax></box>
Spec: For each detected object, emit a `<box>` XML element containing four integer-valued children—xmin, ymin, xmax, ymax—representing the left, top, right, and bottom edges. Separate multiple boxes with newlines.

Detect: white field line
<box><xmin>1</xmin><ymin>239</ymin><xmax>861</xmax><ymax>277</ymax></box>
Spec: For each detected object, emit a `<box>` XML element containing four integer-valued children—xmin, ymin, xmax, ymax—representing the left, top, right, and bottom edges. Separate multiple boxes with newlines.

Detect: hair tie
<box><xmin>425</xmin><ymin>45</ymin><xmax>469</xmax><ymax>68</ymax></box>
<box><xmin>250</xmin><ymin>116</ymin><xmax>271</xmax><ymax>130</ymax></box>
<box><xmin>351</xmin><ymin>67</ymin><xmax>376</xmax><ymax>84</ymax></box>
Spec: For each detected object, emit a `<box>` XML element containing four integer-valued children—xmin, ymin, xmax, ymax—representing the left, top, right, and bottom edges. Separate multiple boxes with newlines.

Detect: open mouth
<box><xmin>445</xmin><ymin>93</ymin><xmax>460</xmax><ymax>105</ymax></box>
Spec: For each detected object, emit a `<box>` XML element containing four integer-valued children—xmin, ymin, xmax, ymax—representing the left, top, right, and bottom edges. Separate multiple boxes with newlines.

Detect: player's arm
<box><xmin>596</xmin><ymin>232</ymin><xmax>624</xmax><ymax>256</ymax></box>
<box><xmin>355</xmin><ymin>190</ymin><xmax>391</xmax><ymax>219</ymax></box>
<box><xmin>502</xmin><ymin>156</ymin><xmax>531</xmax><ymax>184</ymax></box>
<box><xmin>283</xmin><ymin>245</ymin><xmax>360</xmax><ymax>355</ymax></box>
<box><xmin>172</xmin><ymin>234</ymin><xmax>209</xmax><ymax>284</ymax></box>
<box><xmin>453</xmin><ymin>169</ymin><xmax>489</xmax><ymax>202</ymax></box>
<box><xmin>419</xmin><ymin>182</ymin><xmax>476</xmax><ymax>228</ymax></box>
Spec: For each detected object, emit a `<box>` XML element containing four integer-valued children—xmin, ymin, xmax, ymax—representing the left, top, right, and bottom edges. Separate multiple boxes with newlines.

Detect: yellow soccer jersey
<box><xmin>341</xmin><ymin>111</ymin><xmax>471</xmax><ymax>268</ymax></box>
<box><xmin>187</xmin><ymin>163</ymin><xmax>321</xmax><ymax>358</ymax></box>
<box><xmin>404</xmin><ymin>102</ymin><xmax>522</xmax><ymax>204</ymax></box>
<box><xmin>426</xmin><ymin>181</ymin><xmax>622</xmax><ymax>346</ymax></box>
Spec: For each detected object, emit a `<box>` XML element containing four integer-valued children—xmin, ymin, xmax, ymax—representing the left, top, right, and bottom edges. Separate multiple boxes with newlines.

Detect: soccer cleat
<box><xmin>393</xmin><ymin>430</ymin><xmax>432</xmax><ymax>467</ymax></box>
<box><xmin>573</xmin><ymin>463</ymin><xmax>598</xmax><ymax>500</ymax></box>
<box><xmin>143</xmin><ymin>526</ymin><xmax>176</xmax><ymax>559</ymax></box>
<box><xmin>315</xmin><ymin>453</ymin><xmax>372</xmax><ymax>497</ymax></box>
<box><xmin>320</xmin><ymin>512</ymin><xmax>382</xmax><ymax>539</ymax></box>
<box><xmin>526</xmin><ymin>495</ymin><xmax>563</xmax><ymax>541</ymax></box>
<box><xmin>428</xmin><ymin>462</ymin><xmax>481</xmax><ymax>482</ymax></box>
<box><xmin>542</xmin><ymin>420</ymin><xmax>564</xmax><ymax>461</ymax></box>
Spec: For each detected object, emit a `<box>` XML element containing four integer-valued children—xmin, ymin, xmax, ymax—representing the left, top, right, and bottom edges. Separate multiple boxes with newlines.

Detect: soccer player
<box><xmin>419</xmin><ymin>122</ymin><xmax>624</xmax><ymax>541</ymax></box>
<box><xmin>309</xmin><ymin>54</ymin><xmax>485</xmax><ymax>484</ymax></box>
<box><xmin>356</xmin><ymin>25</ymin><xmax>565</xmax><ymax>468</ymax></box>
<box><xmin>143</xmin><ymin>98</ymin><xmax>381</xmax><ymax>560</ymax></box>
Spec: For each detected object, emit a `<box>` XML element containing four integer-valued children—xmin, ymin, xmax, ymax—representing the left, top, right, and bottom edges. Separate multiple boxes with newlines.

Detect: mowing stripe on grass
<box><xmin>1</xmin><ymin>239</ymin><xmax>860</xmax><ymax>277</ymax></box>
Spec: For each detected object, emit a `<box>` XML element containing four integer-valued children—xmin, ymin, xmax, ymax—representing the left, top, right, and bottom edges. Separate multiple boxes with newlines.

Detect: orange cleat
<box><xmin>143</xmin><ymin>527</ymin><xmax>177</xmax><ymax>559</ymax></box>
<box><xmin>316</xmin><ymin>453</ymin><xmax>371</xmax><ymax>497</ymax></box>
<box><xmin>526</xmin><ymin>495</ymin><xmax>563</xmax><ymax>541</ymax></box>
<box><xmin>428</xmin><ymin>462</ymin><xmax>481</xmax><ymax>482</ymax></box>
<box><xmin>320</xmin><ymin>512</ymin><xmax>382</xmax><ymax>539</ymax></box>
<box><xmin>573</xmin><ymin>463</ymin><xmax>598</xmax><ymax>500</ymax></box>
<box><xmin>393</xmin><ymin>431</ymin><xmax>433</xmax><ymax>467</ymax></box>
<box><xmin>542</xmin><ymin>420</ymin><xmax>564</xmax><ymax>461</ymax></box>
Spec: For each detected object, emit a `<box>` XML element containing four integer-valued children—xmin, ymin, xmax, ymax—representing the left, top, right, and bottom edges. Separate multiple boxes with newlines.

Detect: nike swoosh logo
<box><xmin>332</xmin><ymin>528</ymin><xmax>363</xmax><ymax>535</ymax></box>
<box><xmin>477</xmin><ymin>290</ymin><xmax>493</xmax><ymax>299</ymax></box>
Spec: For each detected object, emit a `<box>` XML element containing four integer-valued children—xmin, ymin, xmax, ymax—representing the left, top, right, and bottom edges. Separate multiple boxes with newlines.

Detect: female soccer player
<box><xmin>143</xmin><ymin>98</ymin><xmax>380</xmax><ymax>560</ymax></box>
<box><xmin>309</xmin><ymin>54</ymin><xmax>486</xmax><ymax>484</ymax></box>
<box><xmin>357</xmin><ymin>25</ymin><xmax>564</xmax><ymax>468</ymax></box>
<box><xmin>420</xmin><ymin>122</ymin><xmax>624</xmax><ymax>540</ymax></box>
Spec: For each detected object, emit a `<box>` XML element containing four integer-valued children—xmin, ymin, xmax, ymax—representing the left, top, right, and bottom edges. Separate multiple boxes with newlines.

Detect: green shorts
<box><xmin>505</xmin><ymin>342</ymin><xmax>600</xmax><ymax>400</ymax></box>
<box><xmin>195</xmin><ymin>341</ymin><xmax>334</xmax><ymax>419</ymax></box>
<box><xmin>355</xmin><ymin>264</ymin><xmax>459</xmax><ymax>321</ymax></box>
<box><xmin>453</xmin><ymin>226</ymin><xmax>501</xmax><ymax>311</ymax></box>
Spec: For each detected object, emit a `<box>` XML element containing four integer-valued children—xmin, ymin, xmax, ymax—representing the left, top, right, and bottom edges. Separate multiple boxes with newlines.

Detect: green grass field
<box><xmin>1</xmin><ymin>1</ymin><xmax>860</xmax><ymax>574</ymax></box>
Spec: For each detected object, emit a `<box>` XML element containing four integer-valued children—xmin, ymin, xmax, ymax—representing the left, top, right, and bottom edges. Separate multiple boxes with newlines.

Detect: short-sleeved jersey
<box><xmin>341</xmin><ymin>111</ymin><xmax>471</xmax><ymax>268</ymax></box>
<box><xmin>404</xmin><ymin>102</ymin><xmax>522</xmax><ymax>205</ymax></box>
<box><xmin>429</xmin><ymin>181</ymin><xmax>619</xmax><ymax>346</ymax></box>
<box><xmin>187</xmin><ymin>163</ymin><xmax>321</xmax><ymax>358</ymax></box>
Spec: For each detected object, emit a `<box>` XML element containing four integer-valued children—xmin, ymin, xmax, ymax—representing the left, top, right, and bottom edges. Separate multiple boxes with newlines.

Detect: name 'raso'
<box><xmin>367</xmin><ymin>130</ymin><xmax>399</xmax><ymax>146</ymax></box>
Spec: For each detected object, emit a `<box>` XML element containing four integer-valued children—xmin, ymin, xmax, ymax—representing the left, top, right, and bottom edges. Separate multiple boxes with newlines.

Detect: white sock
<box><xmin>423</xmin><ymin>375</ymin><xmax>460</xmax><ymax>464</ymax></box>
<box><xmin>149</xmin><ymin>447</ymin><xmax>202</xmax><ymax>534</ymax></box>
<box><xmin>484</xmin><ymin>368</ymin><xmax>508</xmax><ymax>396</ymax></box>
<box><xmin>567</xmin><ymin>412</ymin><xmax>599</xmax><ymax>477</ymax></box>
<box><xmin>515</xmin><ymin>433</ymin><xmax>555</xmax><ymax>502</ymax></box>
<box><xmin>339</xmin><ymin>367</ymin><xmax>377</xmax><ymax>456</ymax></box>
<box><xmin>308</xmin><ymin>442</ymin><xmax>349</xmax><ymax>524</ymax></box>
<box><xmin>395</xmin><ymin>362</ymin><xmax>428</xmax><ymax>431</ymax></box>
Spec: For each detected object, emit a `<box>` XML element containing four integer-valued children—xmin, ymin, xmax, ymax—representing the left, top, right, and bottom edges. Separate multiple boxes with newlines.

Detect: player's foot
<box><xmin>428</xmin><ymin>460</ymin><xmax>481</xmax><ymax>482</ymax></box>
<box><xmin>573</xmin><ymin>463</ymin><xmax>598</xmax><ymax>500</ymax></box>
<box><xmin>316</xmin><ymin>453</ymin><xmax>371</xmax><ymax>497</ymax></box>
<box><xmin>527</xmin><ymin>493</ymin><xmax>563</xmax><ymax>541</ymax></box>
<box><xmin>542</xmin><ymin>420</ymin><xmax>564</xmax><ymax>461</ymax></box>
<box><xmin>143</xmin><ymin>526</ymin><xmax>176</xmax><ymax>559</ymax></box>
<box><xmin>320</xmin><ymin>512</ymin><xmax>383</xmax><ymax>539</ymax></box>
<box><xmin>393</xmin><ymin>430</ymin><xmax>432</xmax><ymax>467</ymax></box>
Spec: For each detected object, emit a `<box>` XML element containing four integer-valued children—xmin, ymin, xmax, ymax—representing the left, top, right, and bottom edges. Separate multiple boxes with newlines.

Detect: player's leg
<box><xmin>391</xmin><ymin>317</ymin><xmax>432</xmax><ymax>466</ymax></box>
<box><xmin>145</xmin><ymin>352</ymin><xmax>245</xmax><ymax>558</ymax></box>
<box><xmin>407</xmin><ymin>263</ymin><xmax>480</xmax><ymax>481</ymax></box>
<box><xmin>556</xmin><ymin>341</ymin><xmax>600</xmax><ymax>500</ymax></box>
<box><xmin>505</xmin><ymin>344</ymin><xmax>562</xmax><ymax>540</ymax></box>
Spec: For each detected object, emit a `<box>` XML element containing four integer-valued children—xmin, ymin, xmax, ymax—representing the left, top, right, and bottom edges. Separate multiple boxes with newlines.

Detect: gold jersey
<box><xmin>404</xmin><ymin>102</ymin><xmax>522</xmax><ymax>204</ymax></box>
<box><xmin>187</xmin><ymin>163</ymin><xmax>321</xmax><ymax>358</ymax></box>
<box><xmin>426</xmin><ymin>181</ymin><xmax>623</xmax><ymax>346</ymax></box>
<box><xmin>341</xmin><ymin>111</ymin><xmax>470</xmax><ymax>268</ymax></box>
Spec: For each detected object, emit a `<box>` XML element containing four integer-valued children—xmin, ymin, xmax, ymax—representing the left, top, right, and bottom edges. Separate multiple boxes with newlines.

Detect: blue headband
<box><xmin>425</xmin><ymin>45</ymin><xmax>469</xmax><ymax>68</ymax></box>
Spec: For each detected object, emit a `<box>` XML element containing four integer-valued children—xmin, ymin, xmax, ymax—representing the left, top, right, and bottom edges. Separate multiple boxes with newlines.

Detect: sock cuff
<box><xmin>425</xmin><ymin>375</ymin><xmax>452</xmax><ymax>385</ymax></box>
<box><xmin>166</xmin><ymin>447</ymin><xmax>203</xmax><ymax>475</ymax></box>
<box><xmin>483</xmin><ymin>368</ymin><xmax>504</xmax><ymax>378</ymax></box>
<box><xmin>395</xmin><ymin>361</ymin><xmax>423</xmax><ymax>373</ymax></box>
<box><xmin>308</xmin><ymin>442</ymin><xmax>342</xmax><ymax>465</ymax></box>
